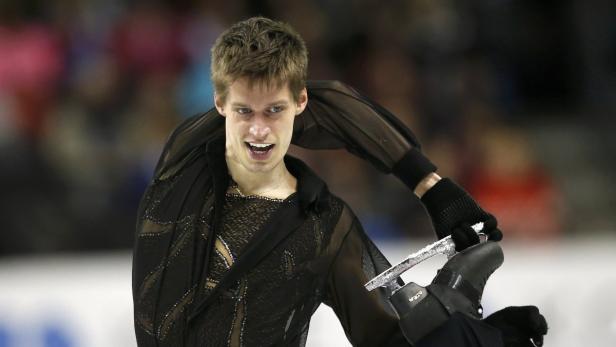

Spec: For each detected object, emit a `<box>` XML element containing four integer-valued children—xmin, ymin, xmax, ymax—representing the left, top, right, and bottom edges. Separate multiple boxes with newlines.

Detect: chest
<box><xmin>202</xmin><ymin>194</ymin><xmax>326</xmax><ymax>287</ymax></box>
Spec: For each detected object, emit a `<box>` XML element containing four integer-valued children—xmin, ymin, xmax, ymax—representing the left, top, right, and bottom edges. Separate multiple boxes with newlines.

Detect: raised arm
<box><xmin>294</xmin><ymin>80</ymin><xmax>436</xmax><ymax>193</ymax></box>
<box><xmin>154</xmin><ymin>80</ymin><xmax>502</xmax><ymax>246</ymax></box>
<box><xmin>296</xmin><ymin>80</ymin><xmax>502</xmax><ymax>247</ymax></box>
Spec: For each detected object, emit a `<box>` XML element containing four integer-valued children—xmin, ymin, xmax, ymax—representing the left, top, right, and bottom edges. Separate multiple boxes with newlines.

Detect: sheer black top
<box><xmin>132</xmin><ymin>81</ymin><xmax>435</xmax><ymax>346</ymax></box>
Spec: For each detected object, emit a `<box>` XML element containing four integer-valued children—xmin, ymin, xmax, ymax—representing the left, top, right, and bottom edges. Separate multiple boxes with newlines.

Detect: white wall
<box><xmin>0</xmin><ymin>238</ymin><xmax>615</xmax><ymax>346</ymax></box>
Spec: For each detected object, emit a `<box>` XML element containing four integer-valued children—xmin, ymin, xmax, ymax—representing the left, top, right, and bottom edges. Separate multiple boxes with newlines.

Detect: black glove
<box><xmin>421</xmin><ymin>178</ymin><xmax>503</xmax><ymax>251</ymax></box>
<box><xmin>484</xmin><ymin>306</ymin><xmax>548</xmax><ymax>347</ymax></box>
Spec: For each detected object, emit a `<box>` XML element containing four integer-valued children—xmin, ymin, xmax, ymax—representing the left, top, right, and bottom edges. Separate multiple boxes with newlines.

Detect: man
<box><xmin>132</xmin><ymin>17</ymin><xmax>546</xmax><ymax>346</ymax></box>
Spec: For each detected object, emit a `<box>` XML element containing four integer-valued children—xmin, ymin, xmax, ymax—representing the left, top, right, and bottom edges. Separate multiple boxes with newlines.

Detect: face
<box><xmin>215</xmin><ymin>78</ymin><xmax>308</xmax><ymax>174</ymax></box>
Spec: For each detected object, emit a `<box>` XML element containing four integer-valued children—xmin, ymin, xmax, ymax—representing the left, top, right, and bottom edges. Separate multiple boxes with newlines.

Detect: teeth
<box><xmin>249</xmin><ymin>143</ymin><xmax>272</xmax><ymax>148</ymax></box>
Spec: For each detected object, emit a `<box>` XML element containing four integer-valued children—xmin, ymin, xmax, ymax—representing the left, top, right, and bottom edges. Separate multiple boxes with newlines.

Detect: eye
<box><xmin>267</xmin><ymin>105</ymin><xmax>285</xmax><ymax>113</ymax></box>
<box><xmin>235</xmin><ymin>107</ymin><xmax>252</xmax><ymax>115</ymax></box>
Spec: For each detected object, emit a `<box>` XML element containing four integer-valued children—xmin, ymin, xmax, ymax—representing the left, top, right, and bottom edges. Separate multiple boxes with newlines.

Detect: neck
<box><xmin>226</xmin><ymin>157</ymin><xmax>297</xmax><ymax>200</ymax></box>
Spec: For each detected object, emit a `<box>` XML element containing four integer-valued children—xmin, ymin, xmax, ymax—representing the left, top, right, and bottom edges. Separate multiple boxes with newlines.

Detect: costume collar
<box><xmin>205</xmin><ymin>133</ymin><xmax>328</xmax><ymax>214</ymax></box>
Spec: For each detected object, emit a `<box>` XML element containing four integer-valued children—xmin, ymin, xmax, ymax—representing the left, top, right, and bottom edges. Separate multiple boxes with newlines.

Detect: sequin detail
<box><xmin>157</xmin><ymin>285</ymin><xmax>196</xmax><ymax>340</ymax></box>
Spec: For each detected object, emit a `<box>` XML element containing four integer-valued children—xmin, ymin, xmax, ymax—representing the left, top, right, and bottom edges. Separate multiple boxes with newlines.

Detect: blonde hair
<box><xmin>211</xmin><ymin>17</ymin><xmax>308</xmax><ymax>102</ymax></box>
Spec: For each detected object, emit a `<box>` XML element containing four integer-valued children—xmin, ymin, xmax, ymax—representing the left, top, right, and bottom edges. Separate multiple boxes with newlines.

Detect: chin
<box><xmin>243</xmin><ymin>157</ymin><xmax>282</xmax><ymax>173</ymax></box>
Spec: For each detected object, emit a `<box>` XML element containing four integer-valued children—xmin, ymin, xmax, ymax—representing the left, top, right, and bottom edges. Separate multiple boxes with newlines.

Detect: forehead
<box><xmin>226</xmin><ymin>78</ymin><xmax>293</xmax><ymax>105</ymax></box>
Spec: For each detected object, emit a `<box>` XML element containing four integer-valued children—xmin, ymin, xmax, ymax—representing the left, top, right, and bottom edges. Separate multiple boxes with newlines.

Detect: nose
<box><xmin>248</xmin><ymin>115</ymin><xmax>271</xmax><ymax>140</ymax></box>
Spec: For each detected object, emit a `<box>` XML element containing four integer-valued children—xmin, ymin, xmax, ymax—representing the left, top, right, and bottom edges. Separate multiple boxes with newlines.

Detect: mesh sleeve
<box><xmin>294</xmin><ymin>80</ymin><xmax>436</xmax><ymax>189</ymax></box>
<box><xmin>323</xmin><ymin>205</ymin><xmax>410</xmax><ymax>347</ymax></box>
<box><xmin>157</xmin><ymin>80</ymin><xmax>436</xmax><ymax>188</ymax></box>
<box><xmin>153</xmin><ymin>109</ymin><xmax>224</xmax><ymax>180</ymax></box>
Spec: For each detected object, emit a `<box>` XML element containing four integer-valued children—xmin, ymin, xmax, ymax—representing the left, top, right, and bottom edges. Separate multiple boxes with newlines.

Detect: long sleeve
<box><xmin>323</xmin><ymin>204</ymin><xmax>410</xmax><ymax>347</ymax></box>
<box><xmin>294</xmin><ymin>80</ymin><xmax>436</xmax><ymax>189</ymax></box>
<box><xmin>155</xmin><ymin>81</ymin><xmax>436</xmax><ymax>188</ymax></box>
<box><xmin>153</xmin><ymin>109</ymin><xmax>224</xmax><ymax>180</ymax></box>
<box><xmin>321</xmin><ymin>204</ymin><xmax>506</xmax><ymax>347</ymax></box>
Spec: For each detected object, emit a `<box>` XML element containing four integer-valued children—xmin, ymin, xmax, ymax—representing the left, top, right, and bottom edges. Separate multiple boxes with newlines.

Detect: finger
<box><xmin>488</xmin><ymin>228</ymin><xmax>503</xmax><ymax>241</ymax></box>
<box><xmin>483</xmin><ymin>215</ymin><xmax>498</xmax><ymax>230</ymax></box>
<box><xmin>530</xmin><ymin>312</ymin><xmax>548</xmax><ymax>336</ymax></box>
<box><xmin>482</xmin><ymin>215</ymin><xmax>503</xmax><ymax>241</ymax></box>
<box><xmin>515</xmin><ymin>306</ymin><xmax>548</xmax><ymax>337</ymax></box>
<box><xmin>462</xmin><ymin>223</ymin><xmax>480</xmax><ymax>245</ymax></box>
<box><xmin>452</xmin><ymin>224</ymin><xmax>480</xmax><ymax>251</ymax></box>
<box><xmin>451</xmin><ymin>228</ymin><xmax>471</xmax><ymax>252</ymax></box>
<box><xmin>522</xmin><ymin>306</ymin><xmax>548</xmax><ymax>334</ymax></box>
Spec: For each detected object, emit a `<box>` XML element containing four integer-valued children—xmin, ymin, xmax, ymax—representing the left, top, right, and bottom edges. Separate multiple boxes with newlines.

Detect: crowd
<box><xmin>2</xmin><ymin>0</ymin><xmax>608</xmax><ymax>255</ymax></box>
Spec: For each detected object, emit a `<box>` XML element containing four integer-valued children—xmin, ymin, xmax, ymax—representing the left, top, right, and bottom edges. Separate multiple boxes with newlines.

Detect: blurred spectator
<box><xmin>3</xmin><ymin>0</ymin><xmax>614</xmax><ymax>255</ymax></box>
<box><xmin>109</xmin><ymin>3</ymin><xmax>186</xmax><ymax>77</ymax></box>
<box><xmin>0</xmin><ymin>22</ymin><xmax>64</xmax><ymax>139</ymax></box>
<box><xmin>465</xmin><ymin>124</ymin><xmax>564</xmax><ymax>240</ymax></box>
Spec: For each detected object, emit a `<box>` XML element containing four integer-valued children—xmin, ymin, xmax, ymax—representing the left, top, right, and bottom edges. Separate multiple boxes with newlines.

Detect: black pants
<box><xmin>416</xmin><ymin>313</ymin><xmax>504</xmax><ymax>347</ymax></box>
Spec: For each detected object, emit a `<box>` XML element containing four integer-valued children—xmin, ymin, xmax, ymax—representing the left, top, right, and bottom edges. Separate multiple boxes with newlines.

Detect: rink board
<box><xmin>0</xmin><ymin>238</ymin><xmax>614</xmax><ymax>346</ymax></box>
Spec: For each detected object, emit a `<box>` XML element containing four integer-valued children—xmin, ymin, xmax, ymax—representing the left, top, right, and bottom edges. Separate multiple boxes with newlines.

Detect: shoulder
<box><xmin>154</xmin><ymin>109</ymin><xmax>223</xmax><ymax>180</ymax></box>
<box><xmin>326</xmin><ymin>193</ymin><xmax>357</xmax><ymax>229</ymax></box>
<box><xmin>307</xmin><ymin>80</ymin><xmax>358</xmax><ymax>95</ymax></box>
<box><xmin>316</xmin><ymin>190</ymin><xmax>364</xmax><ymax>248</ymax></box>
<box><xmin>285</xmin><ymin>155</ymin><xmax>359</xmax><ymax>228</ymax></box>
<box><xmin>305</xmin><ymin>80</ymin><xmax>362</xmax><ymax>108</ymax></box>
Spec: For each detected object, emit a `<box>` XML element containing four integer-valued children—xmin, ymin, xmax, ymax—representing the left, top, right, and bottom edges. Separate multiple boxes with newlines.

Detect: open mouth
<box><xmin>245</xmin><ymin>142</ymin><xmax>275</xmax><ymax>159</ymax></box>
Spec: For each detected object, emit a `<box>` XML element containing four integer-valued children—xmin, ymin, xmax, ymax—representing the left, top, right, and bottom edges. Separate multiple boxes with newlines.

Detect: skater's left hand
<box><xmin>420</xmin><ymin>178</ymin><xmax>503</xmax><ymax>251</ymax></box>
<box><xmin>484</xmin><ymin>305</ymin><xmax>548</xmax><ymax>347</ymax></box>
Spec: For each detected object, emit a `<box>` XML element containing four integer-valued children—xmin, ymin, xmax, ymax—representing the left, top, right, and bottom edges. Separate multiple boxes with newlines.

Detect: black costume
<box><xmin>132</xmin><ymin>81</ymin><xmax>505</xmax><ymax>346</ymax></box>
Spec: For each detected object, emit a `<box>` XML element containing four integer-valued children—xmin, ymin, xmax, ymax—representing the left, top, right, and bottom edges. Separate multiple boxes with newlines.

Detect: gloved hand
<box><xmin>484</xmin><ymin>306</ymin><xmax>548</xmax><ymax>347</ymax></box>
<box><xmin>420</xmin><ymin>178</ymin><xmax>503</xmax><ymax>251</ymax></box>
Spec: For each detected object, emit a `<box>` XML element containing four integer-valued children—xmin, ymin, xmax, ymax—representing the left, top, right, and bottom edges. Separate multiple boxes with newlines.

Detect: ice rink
<box><xmin>1</xmin><ymin>237</ymin><xmax>615</xmax><ymax>347</ymax></box>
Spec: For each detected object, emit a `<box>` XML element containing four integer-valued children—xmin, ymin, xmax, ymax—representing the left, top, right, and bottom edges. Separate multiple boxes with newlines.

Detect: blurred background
<box><xmin>0</xmin><ymin>0</ymin><xmax>614</xmax><ymax>346</ymax></box>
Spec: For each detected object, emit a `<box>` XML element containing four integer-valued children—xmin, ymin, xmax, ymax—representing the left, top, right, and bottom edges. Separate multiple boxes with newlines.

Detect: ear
<box><xmin>214</xmin><ymin>93</ymin><xmax>226</xmax><ymax>117</ymax></box>
<box><xmin>295</xmin><ymin>88</ymin><xmax>308</xmax><ymax>116</ymax></box>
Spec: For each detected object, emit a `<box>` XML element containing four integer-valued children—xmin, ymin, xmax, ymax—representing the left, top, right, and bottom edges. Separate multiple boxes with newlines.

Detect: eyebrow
<box><xmin>230</xmin><ymin>100</ymin><xmax>290</xmax><ymax>108</ymax></box>
<box><xmin>266</xmin><ymin>100</ymin><xmax>289</xmax><ymax>106</ymax></box>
